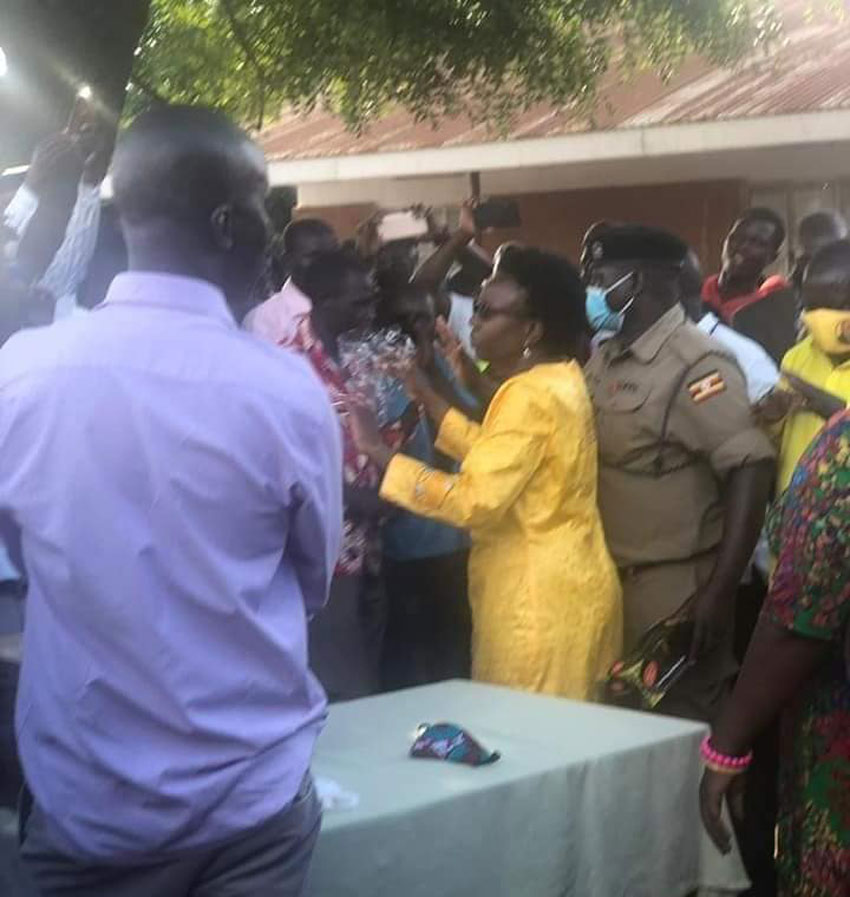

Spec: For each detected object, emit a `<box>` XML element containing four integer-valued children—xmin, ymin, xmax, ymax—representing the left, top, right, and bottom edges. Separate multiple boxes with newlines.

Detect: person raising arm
<box><xmin>351</xmin><ymin>245</ymin><xmax>623</xmax><ymax>700</ymax></box>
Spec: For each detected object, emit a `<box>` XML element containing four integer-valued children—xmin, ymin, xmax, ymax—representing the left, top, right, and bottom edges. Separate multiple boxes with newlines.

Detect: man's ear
<box><xmin>631</xmin><ymin>269</ymin><xmax>644</xmax><ymax>297</ymax></box>
<box><xmin>211</xmin><ymin>205</ymin><xmax>234</xmax><ymax>251</ymax></box>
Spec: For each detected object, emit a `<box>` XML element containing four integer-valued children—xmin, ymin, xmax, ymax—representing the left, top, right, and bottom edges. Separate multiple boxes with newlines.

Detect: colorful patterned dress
<box><xmin>765</xmin><ymin>410</ymin><xmax>850</xmax><ymax>897</ymax></box>
<box><xmin>281</xmin><ymin>317</ymin><xmax>411</xmax><ymax>576</ymax></box>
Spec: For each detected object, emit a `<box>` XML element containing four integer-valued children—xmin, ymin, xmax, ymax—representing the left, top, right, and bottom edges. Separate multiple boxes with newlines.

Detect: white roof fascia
<box><xmin>267</xmin><ymin>108</ymin><xmax>850</xmax><ymax>186</ymax></box>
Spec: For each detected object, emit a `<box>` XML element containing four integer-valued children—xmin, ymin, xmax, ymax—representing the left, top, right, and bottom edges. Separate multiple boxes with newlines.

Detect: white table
<box><xmin>309</xmin><ymin>680</ymin><xmax>749</xmax><ymax>897</ymax></box>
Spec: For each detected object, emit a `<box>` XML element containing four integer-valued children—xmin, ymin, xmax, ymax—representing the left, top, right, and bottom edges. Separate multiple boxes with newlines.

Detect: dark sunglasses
<box><xmin>472</xmin><ymin>298</ymin><xmax>528</xmax><ymax>321</ymax></box>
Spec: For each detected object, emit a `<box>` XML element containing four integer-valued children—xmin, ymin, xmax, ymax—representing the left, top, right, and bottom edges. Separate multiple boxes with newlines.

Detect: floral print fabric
<box><xmin>765</xmin><ymin>410</ymin><xmax>850</xmax><ymax>897</ymax></box>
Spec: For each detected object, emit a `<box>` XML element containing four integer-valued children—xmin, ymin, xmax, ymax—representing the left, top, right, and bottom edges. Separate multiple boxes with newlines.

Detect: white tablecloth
<box><xmin>309</xmin><ymin>680</ymin><xmax>749</xmax><ymax>897</ymax></box>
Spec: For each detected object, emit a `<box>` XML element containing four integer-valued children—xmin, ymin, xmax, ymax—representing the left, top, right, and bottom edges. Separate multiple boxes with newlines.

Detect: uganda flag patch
<box><xmin>688</xmin><ymin>371</ymin><xmax>726</xmax><ymax>404</ymax></box>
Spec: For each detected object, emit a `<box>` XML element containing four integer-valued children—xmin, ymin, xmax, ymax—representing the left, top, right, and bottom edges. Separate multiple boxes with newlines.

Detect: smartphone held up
<box><xmin>473</xmin><ymin>198</ymin><xmax>521</xmax><ymax>231</ymax></box>
<box><xmin>377</xmin><ymin>210</ymin><xmax>430</xmax><ymax>244</ymax></box>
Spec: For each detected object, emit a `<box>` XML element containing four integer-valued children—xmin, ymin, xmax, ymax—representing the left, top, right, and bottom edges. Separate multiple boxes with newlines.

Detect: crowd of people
<box><xmin>0</xmin><ymin>103</ymin><xmax>846</xmax><ymax>897</ymax></box>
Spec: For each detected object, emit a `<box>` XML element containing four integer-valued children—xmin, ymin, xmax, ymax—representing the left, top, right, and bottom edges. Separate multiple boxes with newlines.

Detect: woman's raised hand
<box><xmin>435</xmin><ymin>316</ymin><xmax>479</xmax><ymax>391</ymax></box>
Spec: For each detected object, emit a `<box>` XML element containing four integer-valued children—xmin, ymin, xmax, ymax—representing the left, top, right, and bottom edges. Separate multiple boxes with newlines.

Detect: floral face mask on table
<box><xmin>410</xmin><ymin>723</ymin><xmax>501</xmax><ymax>767</ymax></box>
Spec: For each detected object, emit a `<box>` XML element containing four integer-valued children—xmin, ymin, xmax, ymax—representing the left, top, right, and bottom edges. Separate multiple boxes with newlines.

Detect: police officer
<box><xmin>584</xmin><ymin>224</ymin><xmax>775</xmax><ymax>723</ymax></box>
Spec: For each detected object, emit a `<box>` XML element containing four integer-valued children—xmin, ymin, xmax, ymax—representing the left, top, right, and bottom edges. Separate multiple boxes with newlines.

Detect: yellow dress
<box><xmin>380</xmin><ymin>362</ymin><xmax>623</xmax><ymax>700</ymax></box>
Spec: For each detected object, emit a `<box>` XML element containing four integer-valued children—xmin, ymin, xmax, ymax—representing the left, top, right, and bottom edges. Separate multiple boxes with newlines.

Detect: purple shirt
<box><xmin>0</xmin><ymin>272</ymin><xmax>342</xmax><ymax>860</ymax></box>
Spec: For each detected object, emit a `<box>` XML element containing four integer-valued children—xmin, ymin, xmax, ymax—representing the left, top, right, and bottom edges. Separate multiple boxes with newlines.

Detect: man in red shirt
<box><xmin>703</xmin><ymin>207</ymin><xmax>788</xmax><ymax>320</ymax></box>
<box><xmin>703</xmin><ymin>207</ymin><xmax>796</xmax><ymax>362</ymax></box>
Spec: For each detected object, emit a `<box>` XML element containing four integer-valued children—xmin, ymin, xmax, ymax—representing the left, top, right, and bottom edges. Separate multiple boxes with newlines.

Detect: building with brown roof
<box><xmin>257</xmin><ymin>0</ymin><xmax>850</xmax><ymax>268</ymax></box>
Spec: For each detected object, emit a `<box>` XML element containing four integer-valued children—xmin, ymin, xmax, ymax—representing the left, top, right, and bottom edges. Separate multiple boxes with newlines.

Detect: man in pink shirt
<box><xmin>244</xmin><ymin>218</ymin><xmax>338</xmax><ymax>344</ymax></box>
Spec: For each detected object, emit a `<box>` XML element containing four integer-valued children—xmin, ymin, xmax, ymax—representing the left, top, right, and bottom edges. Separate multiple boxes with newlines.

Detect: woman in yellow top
<box><xmin>351</xmin><ymin>246</ymin><xmax>622</xmax><ymax>700</ymax></box>
<box><xmin>772</xmin><ymin>240</ymin><xmax>850</xmax><ymax>492</ymax></box>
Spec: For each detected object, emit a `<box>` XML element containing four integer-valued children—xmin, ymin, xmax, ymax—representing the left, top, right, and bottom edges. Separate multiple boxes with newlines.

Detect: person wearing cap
<box><xmin>583</xmin><ymin>224</ymin><xmax>776</xmax><ymax>723</ymax></box>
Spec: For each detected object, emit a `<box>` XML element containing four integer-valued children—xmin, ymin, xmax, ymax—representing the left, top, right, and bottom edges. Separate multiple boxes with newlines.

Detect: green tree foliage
<box><xmin>131</xmin><ymin>0</ymin><xmax>782</xmax><ymax>130</ymax></box>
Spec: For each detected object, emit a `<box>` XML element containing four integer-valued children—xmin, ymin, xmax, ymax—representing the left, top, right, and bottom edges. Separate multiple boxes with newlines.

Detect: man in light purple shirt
<box><xmin>0</xmin><ymin>106</ymin><xmax>342</xmax><ymax>896</ymax></box>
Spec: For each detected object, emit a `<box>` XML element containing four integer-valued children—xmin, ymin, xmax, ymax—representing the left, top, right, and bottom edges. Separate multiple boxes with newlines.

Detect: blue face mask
<box><xmin>585</xmin><ymin>272</ymin><xmax>635</xmax><ymax>334</ymax></box>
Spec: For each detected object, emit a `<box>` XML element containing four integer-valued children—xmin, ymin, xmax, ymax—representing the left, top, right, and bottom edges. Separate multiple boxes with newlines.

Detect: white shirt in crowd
<box><xmin>3</xmin><ymin>182</ymin><xmax>101</xmax><ymax>321</ymax></box>
<box><xmin>697</xmin><ymin>310</ymin><xmax>780</xmax><ymax>579</ymax></box>
<box><xmin>697</xmin><ymin>311</ymin><xmax>780</xmax><ymax>404</ymax></box>
<box><xmin>447</xmin><ymin>292</ymin><xmax>476</xmax><ymax>358</ymax></box>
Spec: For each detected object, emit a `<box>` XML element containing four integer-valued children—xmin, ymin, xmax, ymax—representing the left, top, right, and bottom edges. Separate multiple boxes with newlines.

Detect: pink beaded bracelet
<box><xmin>700</xmin><ymin>735</ymin><xmax>753</xmax><ymax>775</ymax></box>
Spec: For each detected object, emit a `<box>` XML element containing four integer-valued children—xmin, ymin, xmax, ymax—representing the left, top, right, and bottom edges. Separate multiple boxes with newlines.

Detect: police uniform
<box><xmin>585</xmin><ymin>231</ymin><xmax>776</xmax><ymax>721</ymax></box>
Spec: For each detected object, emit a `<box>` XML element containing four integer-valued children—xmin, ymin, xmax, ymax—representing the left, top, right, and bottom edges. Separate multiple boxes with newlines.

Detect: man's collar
<box><xmin>615</xmin><ymin>304</ymin><xmax>685</xmax><ymax>364</ymax></box>
<box><xmin>698</xmin><ymin>310</ymin><xmax>720</xmax><ymax>334</ymax></box>
<box><xmin>101</xmin><ymin>272</ymin><xmax>234</xmax><ymax>327</ymax></box>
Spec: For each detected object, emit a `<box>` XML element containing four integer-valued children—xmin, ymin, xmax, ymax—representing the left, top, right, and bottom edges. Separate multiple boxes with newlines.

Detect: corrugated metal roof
<box><xmin>258</xmin><ymin>0</ymin><xmax>850</xmax><ymax>162</ymax></box>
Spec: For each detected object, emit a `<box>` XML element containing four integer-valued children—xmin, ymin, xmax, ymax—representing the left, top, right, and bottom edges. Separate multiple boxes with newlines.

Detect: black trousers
<box><xmin>0</xmin><ymin>658</ymin><xmax>22</xmax><ymax>810</ymax></box>
<box><xmin>381</xmin><ymin>550</ymin><xmax>471</xmax><ymax>692</ymax></box>
<box><xmin>17</xmin><ymin>777</ymin><xmax>321</xmax><ymax>897</ymax></box>
<box><xmin>308</xmin><ymin>571</ymin><xmax>387</xmax><ymax>703</ymax></box>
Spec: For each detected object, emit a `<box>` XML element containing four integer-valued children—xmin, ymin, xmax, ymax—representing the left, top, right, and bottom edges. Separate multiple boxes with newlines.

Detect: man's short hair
<box><xmin>292</xmin><ymin>247</ymin><xmax>369</xmax><ymax>303</ymax></box>
<box><xmin>804</xmin><ymin>238</ymin><xmax>850</xmax><ymax>283</ymax></box>
<box><xmin>113</xmin><ymin>105</ymin><xmax>259</xmax><ymax>227</ymax></box>
<box><xmin>739</xmin><ymin>207</ymin><xmax>787</xmax><ymax>250</ymax></box>
<box><xmin>282</xmin><ymin>219</ymin><xmax>337</xmax><ymax>258</ymax></box>
<box><xmin>798</xmin><ymin>210</ymin><xmax>848</xmax><ymax>246</ymax></box>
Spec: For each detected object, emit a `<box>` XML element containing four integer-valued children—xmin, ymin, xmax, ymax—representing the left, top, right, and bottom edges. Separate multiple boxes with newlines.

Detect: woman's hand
<box><xmin>689</xmin><ymin>587</ymin><xmax>733</xmax><ymax>662</ymax></box>
<box><xmin>378</xmin><ymin>353</ymin><xmax>436</xmax><ymax>406</ymax></box>
<box><xmin>401</xmin><ymin>362</ymin><xmax>435</xmax><ymax>406</ymax></box>
<box><xmin>435</xmin><ymin>316</ymin><xmax>499</xmax><ymax>408</ymax></box>
<box><xmin>700</xmin><ymin>769</ymin><xmax>745</xmax><ymax>855</ymax></box>
<box><xmin>348</xmin><ymin>402</ymin><xmax>394</xmax><ymax>470</ymax></box>
<box><xmin>383</xmin><ymin>355</ymin><xmax>451</xmax><ymax>428</ymax></box>
<box><xmin>435</xmin><ymin>317</ymin><xmax>475</xmax><ymax>387</ymax></box>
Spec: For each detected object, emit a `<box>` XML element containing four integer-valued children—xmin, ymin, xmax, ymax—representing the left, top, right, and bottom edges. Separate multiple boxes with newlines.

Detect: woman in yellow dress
<box><xmin>351</xmin><ymin>245</ymin><xmax>622</xmax><ymax>700</ymax></box>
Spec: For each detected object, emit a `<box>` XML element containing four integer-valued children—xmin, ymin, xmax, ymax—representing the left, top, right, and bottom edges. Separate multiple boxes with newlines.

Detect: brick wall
<box><xmin>475</xmin><ymin>179</ymin><xmax>747</xmax><ymax>272</ymax></box>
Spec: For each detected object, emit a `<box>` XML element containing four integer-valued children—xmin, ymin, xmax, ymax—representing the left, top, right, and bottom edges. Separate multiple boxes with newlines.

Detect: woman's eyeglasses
<box><xmin>472</xmin><ymin>299</ymin><xmax>528</xmax><ymax>321</ymax></box>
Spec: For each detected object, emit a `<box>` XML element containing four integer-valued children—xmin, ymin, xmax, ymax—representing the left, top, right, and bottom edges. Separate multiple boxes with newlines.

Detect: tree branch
<box><xmin>219</xmin><ymin>0</ymin><xmax>268</xmax><ymax>129</ymax></box>
<box><xmin>129</xmin><ymin>71</ymin><xmax>167</xmax><ymax>106</ymax></box>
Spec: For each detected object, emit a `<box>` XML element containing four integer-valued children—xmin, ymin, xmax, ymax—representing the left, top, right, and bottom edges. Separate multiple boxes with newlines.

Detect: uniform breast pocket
<box><xmin>594</xmin><ymin>383</ymin><xmax>656</xmax><ymax>465</ymax></box>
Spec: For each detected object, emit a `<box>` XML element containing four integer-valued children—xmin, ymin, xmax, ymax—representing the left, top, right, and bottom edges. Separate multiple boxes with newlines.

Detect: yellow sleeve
<box><xmin>434</xmin><ymin>407</ymin><xmax>482</xmax><ymax>461</ymax></box>
<box><xmin>380</xmin><ymin>380</ymin><xmax>551</xmax><ymax>530</ymax></box>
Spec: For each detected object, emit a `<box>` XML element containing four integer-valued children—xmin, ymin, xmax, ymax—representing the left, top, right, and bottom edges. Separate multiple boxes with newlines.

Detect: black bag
<box><xmin>602</xmin><ymin>612</ymin><xmax>695</xmax><ymax>711</ymax></box>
